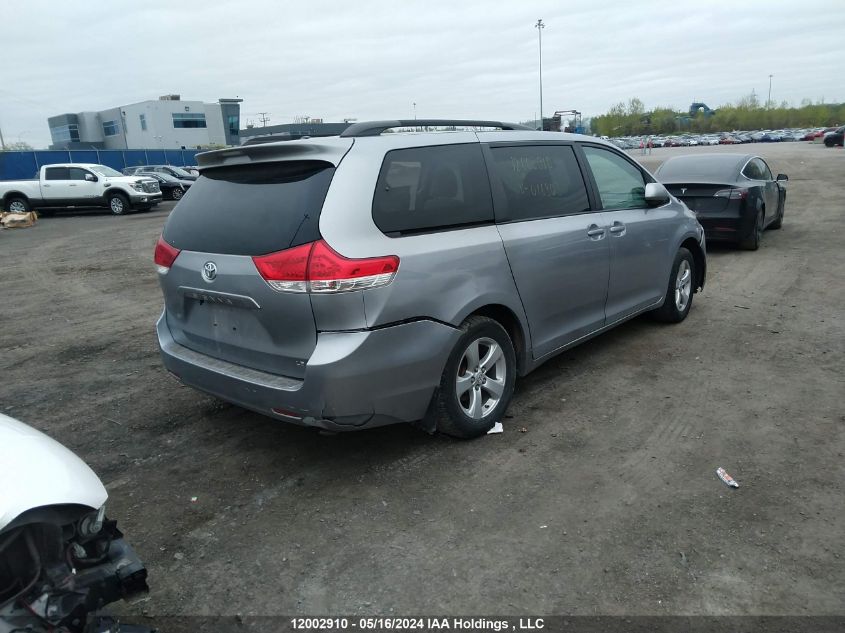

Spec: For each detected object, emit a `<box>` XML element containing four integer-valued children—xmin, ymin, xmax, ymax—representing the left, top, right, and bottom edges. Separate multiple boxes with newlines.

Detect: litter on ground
<box><xmin>716</xmin><ymin>467</ymin><xmax>739</xmax><ymax>488</ymax></box>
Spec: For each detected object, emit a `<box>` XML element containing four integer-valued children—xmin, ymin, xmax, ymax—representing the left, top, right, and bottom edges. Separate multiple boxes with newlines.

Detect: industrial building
<box><xmin>47</xmin><ymin>95</ymin><xmax>242</xmax><ymax>150</ymax></box>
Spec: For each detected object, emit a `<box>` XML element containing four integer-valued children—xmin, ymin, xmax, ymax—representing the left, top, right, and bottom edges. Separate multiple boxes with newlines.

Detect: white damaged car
<box><xmin>0</xmin><ymin>413</ymin><xmax>149</xmax><ymax>633</ymax></box>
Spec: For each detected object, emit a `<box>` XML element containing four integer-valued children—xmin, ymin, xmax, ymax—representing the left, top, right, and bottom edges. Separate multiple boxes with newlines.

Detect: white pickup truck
<box><xmin>0</xmin><ymin>163</ymin><xmax>163</xmax><ymax>215</ymax></box>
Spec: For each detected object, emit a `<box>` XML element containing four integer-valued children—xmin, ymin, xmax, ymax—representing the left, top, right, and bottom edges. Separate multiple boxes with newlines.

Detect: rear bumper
<box><xmin>157</xmin><ymin>312</ymin><xmax>461</xmax><ymax>430</ymax></box>
<box><xmin>696</xmin><ymin>207</ymin><xmax>754</xmax><ymax>243</ymax></box>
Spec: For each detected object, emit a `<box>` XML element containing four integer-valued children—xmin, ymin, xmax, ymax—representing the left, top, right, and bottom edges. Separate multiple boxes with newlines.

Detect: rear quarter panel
<box><xmin>318</xmin><ymin>135</ymin><xmax>531</xmax><ymax>335</ymax></box>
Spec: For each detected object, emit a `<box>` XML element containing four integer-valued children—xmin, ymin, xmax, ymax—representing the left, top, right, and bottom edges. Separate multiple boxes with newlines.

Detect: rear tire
<box><xmin>769</xmin><ymin>194</ymin><xmax>785</xmax><ymax>230</ymax></box>
<box><xmin>108</xmin><ymin>193</ymin><xmax>129</xmax><ymax>216</ymax></box>
<box><xmin>5</xmin><ymin>196</ymin><xmax>30</xmax><ymax>213</ymax></box>
<box><xmin>434</xmin><ymin>316</ymin><xmax>516</xmax><ymax>439</ymax></box>
<box><xmin>651</xmin><ymin>248</ymin><xmax>695</xmax><ymax>323</ymax></box>
<box><xmin>740</xmin><ymin>208</ymin><xmax>764</xmax><ymax>250</ymax></box>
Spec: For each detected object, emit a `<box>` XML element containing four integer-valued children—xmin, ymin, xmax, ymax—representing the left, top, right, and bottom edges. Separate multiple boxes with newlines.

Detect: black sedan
<box><xmin>824</xmin><ymin>126</ymin><xmax>844</xmax><ymax>147</ymax></box>
<box><xmin>137</xmin><ymin>172</ymin><xmax>191</xmax><ymax>200</ymax></box>
<box><xmin>655</xmin><ymin>154</ymin><xmax>787</xmax><ymax>250</ymax></box>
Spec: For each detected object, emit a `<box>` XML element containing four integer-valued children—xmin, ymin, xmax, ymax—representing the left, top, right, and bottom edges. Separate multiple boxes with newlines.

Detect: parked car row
<box><xmin>122</xmin><ymin>164</ymin><xmax>198</xmax><ymax>181</ymax></box>
<box><xmin>0</xmin><ymin>164</ymin><xmax>162</xmax><ymax>215</ymax></box>
<box><xmin>610</xmin><ymin>127</ymin><xmax>840</xmax><ymax>149</ymax></box>
<box><xmin>0</xmin><ymin>163</ymin><xmax>205</xmax><ymax>214</ymax></box>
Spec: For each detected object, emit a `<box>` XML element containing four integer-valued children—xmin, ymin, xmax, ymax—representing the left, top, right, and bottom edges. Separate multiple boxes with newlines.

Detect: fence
<box><xmin>0</xmin><ymin>149</ymin><xmax>201</xmax><ymax>180</ymax></box>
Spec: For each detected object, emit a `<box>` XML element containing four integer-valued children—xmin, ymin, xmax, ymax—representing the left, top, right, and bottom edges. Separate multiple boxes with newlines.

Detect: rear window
<box><xmin>657</xmin><ymin>156</ymin><xmax>742</xmax><ymax>181</ymax></box>
<box><xmin>372</xmin><ymin>144</ymin><xmax>494</xmax><ymax>236</ymax></box>
<box><xmin>162</xmin><ymin>161</ymin><xmax>334</xmax><ymax>256</ymax></box>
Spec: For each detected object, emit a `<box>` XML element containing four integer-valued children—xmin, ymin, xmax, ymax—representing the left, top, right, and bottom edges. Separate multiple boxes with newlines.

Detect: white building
<box><xmin>48</xmin><ymin>95</ymin><xmax>243</xmax><ymax>150</ymax></box>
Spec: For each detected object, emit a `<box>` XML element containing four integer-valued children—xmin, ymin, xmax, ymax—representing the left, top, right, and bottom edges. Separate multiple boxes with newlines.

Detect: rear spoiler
<box><xmin>196</xmin><ymin>137</ymin><xmax>354</xmax><ymax>170</ymax></box>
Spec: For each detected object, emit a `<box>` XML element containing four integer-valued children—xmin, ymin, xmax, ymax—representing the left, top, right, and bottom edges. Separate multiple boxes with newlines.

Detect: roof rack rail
<box><xmin>339</xmin><ymin>119</ymin><xmax>533</xmax><ymax>138</ymax></box>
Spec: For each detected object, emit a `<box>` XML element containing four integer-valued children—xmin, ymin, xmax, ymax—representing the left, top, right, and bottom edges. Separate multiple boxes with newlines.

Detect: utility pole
<box><xmin>413</xmin><ymin>102</ymin><xmax>417</xmax><ymax>120</ymax></box>
<box><xmin>0</xmin><ymin>123</ymin><xmax>6</xmax><ymax>151</ymax></box>
<box><xmin>535</xmin><ymin>18</ymin><xmax>545</xmax><ymax>129</ymax></box>
<box><xmin>767</xmin><ymin>74</ymin><xmax>773</xmax><ymax>108</ymax></box>
<box><xmin>258</xmin><ymin>112</ymin><xmax>271</xmax><ymax>127</ymax></box>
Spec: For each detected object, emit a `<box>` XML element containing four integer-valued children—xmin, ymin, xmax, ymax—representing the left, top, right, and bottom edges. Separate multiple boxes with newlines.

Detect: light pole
<box><xmin>535</xmin><ymin>19</ymin><xmax>545</xmax><ymax>129</ymax></box>
<box><xmin>767</xmin><ymin>74</ymin><xmax>773</xmax><ymax>108</ymax></box>
<box><xmin>413</xmin><ymin>102</ymin><xmax>417</xmax><ymax>120</ymax></box>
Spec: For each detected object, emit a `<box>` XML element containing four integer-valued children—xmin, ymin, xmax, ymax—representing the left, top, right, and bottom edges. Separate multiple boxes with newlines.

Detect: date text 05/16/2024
<box><xmin>290</xmin><ymin>617</ymin><xmax>546</xmax><ymax>631</ymax></box>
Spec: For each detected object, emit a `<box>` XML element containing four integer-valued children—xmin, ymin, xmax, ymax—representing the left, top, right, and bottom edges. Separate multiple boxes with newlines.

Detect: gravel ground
<box><xmin>0</xmin><ymin>142</ymin><xmax>842</xmax><ymax>619</ymax></box>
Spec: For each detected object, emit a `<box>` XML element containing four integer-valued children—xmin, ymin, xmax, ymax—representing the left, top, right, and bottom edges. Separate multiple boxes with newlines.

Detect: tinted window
<box><xmin>172</xmin><ymin>112</ymin><xmax>207</xmax><ymax>128</ymax></box>
<box><xmin>583</xmin><ymin>146</ymin><xmax>647</xmax><ymax>209</ymax></box>
<box><xmin>488</xmin><ymin>145</ymin><xmax>590</xmax><ymax>221</ymax></box>
<box><xmin>69</xmin><ymin>168</ymin><xmax>90</xmax><ymax>181</ymax></box>
<box><xmin>742</xmin><ymin>159</ymin><xmax>764</xmax><ymax>180</ymax></box>
<box><xmin>372</xmin><ymin>144</ymin><xmax>493</xmax><ymax>235</ymax></box>
<box><xmin>163</xmin><ymin>161</ymin><xmax>335</xmax><ymax>256</ymax></box>
<box><xmin>45</xmin><ymin>167</ymin><xmax>69</xmax><ymax>180</ymax></box>
<box><xmin>754</xmin><ymin>158</ymin><xmax>772</xmax><ymax>180</ymax></box>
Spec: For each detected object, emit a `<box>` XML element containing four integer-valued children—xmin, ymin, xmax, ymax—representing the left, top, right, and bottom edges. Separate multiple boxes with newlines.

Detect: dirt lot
<box><xmin>1</xmin><ymin>142</ymin><xmax>842</xmax><ymax>619</ymax></box>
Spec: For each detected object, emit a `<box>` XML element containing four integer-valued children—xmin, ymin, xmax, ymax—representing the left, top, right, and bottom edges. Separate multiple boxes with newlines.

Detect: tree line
<box><xmin>590</xmin><ymin>95</ymin><xmax>845</xmax><ymax>137</ymax></box>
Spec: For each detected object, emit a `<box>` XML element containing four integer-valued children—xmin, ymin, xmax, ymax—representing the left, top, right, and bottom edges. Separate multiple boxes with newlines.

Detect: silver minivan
<box><xmin>154</xmin><ymin>120</ymin><xmax>706</xmax><ymax>438</ymax></box>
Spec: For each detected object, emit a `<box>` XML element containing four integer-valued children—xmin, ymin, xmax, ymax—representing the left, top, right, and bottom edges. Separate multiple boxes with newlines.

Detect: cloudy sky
<box><xmin>2</xmin><ymin>0</ymin><xmax>844</xmax><ymax>148</ymax></box>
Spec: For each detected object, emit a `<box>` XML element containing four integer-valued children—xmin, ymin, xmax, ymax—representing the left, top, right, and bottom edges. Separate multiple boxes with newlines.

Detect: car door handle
<box><xmin>586</xmin><ymin>225</ymin><xmax>605</xmax><ymax>239</ymax></box>
<box><xmin>609</xmin><ymin>222</ymin><xmax>626</xmax><ymax>235</ymax></box>
<box><xmin>69</xmin><ymin>184</ymin><xmax>77</xmax><ymax>187</ymax></box>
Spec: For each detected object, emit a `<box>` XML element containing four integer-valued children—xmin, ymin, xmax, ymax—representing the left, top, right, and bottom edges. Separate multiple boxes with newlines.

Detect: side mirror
<box><xmin>644</xmin><ymin>182</ymin><xmax>670</xmax><ymax>206</ymax></box>
<box><xmin>776</xmin><ymin>173</ymin><xmax>788</xmax><ymax>181</ymax></box>
<box><xmin>85</xmin><ymin>173</ymin><xmax>97</xmax><ymax>182</ymax></box>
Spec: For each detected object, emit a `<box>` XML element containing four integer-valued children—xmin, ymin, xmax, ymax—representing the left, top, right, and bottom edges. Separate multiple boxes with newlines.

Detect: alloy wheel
<box><xmin>455</xmin><ymin>337</ymin><xmax>507</xmax><ymax>420</ymax></box>
<box><xmin>110</xmin><ymin>197</ymin><xmax>125</xmax><ymax>214</ymax></box>
<box><xmin>675</xmin><ymin>260</ymin><xmax>692</xmax><ymax>312</ymax></box>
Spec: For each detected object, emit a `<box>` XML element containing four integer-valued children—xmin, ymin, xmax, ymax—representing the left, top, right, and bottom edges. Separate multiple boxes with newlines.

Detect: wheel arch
<box><xmin>680</xmin><ymin>237</ymin><xmax>706</xmax><ymax>292</ymax></box>
<box><xmin>3</xmin><ymin>191</ymin><xmax>30</xmax><ymax>207</ymax></box>
<box><xmin>464</xmin><ymin>303</ymin><xmax>530</xmax><ymax>376</ymax></box>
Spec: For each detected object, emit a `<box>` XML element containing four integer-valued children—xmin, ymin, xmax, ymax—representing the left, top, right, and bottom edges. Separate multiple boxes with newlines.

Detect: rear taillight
<box><xmin>252</xmin><ymin>240</ymin><xmax>399</xmax><ymax>294</ymax></box>
<box><xmin>154</xmin><ymin>235</ymin><xmax>181</xmax><ymax>274</ymax></box>
<box><xmin>713</xmin><ymin>188</ymin><xmax>748</xmax><ymax>200</ymax></box>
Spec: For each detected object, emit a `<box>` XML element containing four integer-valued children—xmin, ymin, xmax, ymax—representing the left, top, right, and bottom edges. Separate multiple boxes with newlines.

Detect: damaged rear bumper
<box><xmin>157</xmin><ymin>311</ymin><xmax>461</xmax><ymax>430</ymax></box>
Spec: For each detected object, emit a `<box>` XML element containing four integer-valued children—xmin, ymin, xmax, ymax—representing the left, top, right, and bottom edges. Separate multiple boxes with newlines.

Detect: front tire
<box><xmin>5</xmin><ymin>196</ymin><xmax>30</xmax><ymax>213</ymax></box>
<box><xmin>170</xmin><ymin>187</ymin><xmax>184</xmax><ymax>201</ymax></box>
<box><xmin>434</xmin><ymin>316</ymin><xmax>516</xmax><ymax>439</ymax></box>
<box><xmin>651</xmin><ymin>247</ymin><xmax>695</xmax><ymax>323</ymax></box>
<box><xmin>108</xmin><ymin>193</ymin><xmax>129</xmax><ymax>216</ymax></box>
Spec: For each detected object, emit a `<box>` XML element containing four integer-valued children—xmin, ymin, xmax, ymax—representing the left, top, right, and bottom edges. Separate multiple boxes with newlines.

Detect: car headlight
<box><xmin>79</xmin><ymin>504</ymin><xmax>106</xmax><ymax>537</ymax></box>
<box><xmin>130</xmin><ymin>182</ymin><xmax>144</xmax><ymax>192</ymax></box>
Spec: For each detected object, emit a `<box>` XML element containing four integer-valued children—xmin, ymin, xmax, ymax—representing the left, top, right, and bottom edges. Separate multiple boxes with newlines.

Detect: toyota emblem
<box><xmin>202</xmin><ymin>261</ymin><xmax>218</xmax><ymax>282</ymax></box>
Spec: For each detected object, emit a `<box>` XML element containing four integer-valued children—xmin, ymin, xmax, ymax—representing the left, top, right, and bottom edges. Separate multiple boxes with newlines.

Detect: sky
<box><xmin>1</xmin><ymin>0</ymin><xmax>844</xmax><ymax>148</ymax></box>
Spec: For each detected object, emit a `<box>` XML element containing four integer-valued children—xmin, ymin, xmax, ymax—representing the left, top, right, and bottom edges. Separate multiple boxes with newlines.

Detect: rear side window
<box><xmin>583</xmin><ymin>146</ymin><xmax>647</xmax><ymax>210</ymax></box>
<box><xmin>488</xmin><ymin>145</ymin><xmax>590</xmax><ymax>221</ymax></box>
<box><xmin>744</xmin><ymin>158</ymin><xmax>771</xmax><ymax>181</ymax></box>
<box><xmin>45</xmin><ymin>167</ymin><xmax>69</xmax><ymax>180</ymax></box>
<box><xmin>162</xmin><ymin>161</ymin><xmax>334</xmax><ymax>256</ymax></box>
<box><xmin>372</xmin><ymin>144</ymin><xmax>493</xmax><ymax>235</ymax></box>
<box><xmin>742</xmin><ymin>159</ymin><xmax>764</xmax><ymax>180</ymax></box>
